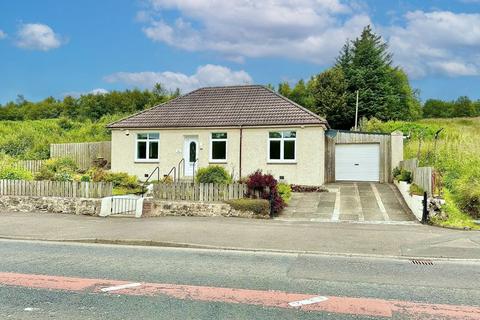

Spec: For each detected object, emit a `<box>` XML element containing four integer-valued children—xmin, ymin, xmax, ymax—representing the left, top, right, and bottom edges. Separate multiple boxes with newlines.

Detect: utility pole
<box><xmin>354</xmin><ymin>90</ymin><xmax>359</xmax><ymax>131</ymax></box>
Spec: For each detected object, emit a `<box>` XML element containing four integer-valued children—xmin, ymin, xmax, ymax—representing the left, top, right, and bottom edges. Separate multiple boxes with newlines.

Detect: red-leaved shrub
<box><xmin>246</xmin><ymin>170</ymin><xmax>285</xmax><ymax>215</ymax></box>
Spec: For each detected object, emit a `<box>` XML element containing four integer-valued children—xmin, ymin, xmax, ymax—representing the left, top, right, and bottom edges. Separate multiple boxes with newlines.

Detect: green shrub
<box><xmin>392</xmin><ymin>167</ymin><xmax>401</xmax><ymax>178</ymax></box>
<box><xmin>0</xmin><ymin>166</ymin><xmax>33</xmax><ymax>180</ymax></box>
<box><xmin>395</xmin><ymin>169</ymin><xmax>412</xmax><ymax>183</ymax></box>
<box><xmin>277</xmin><ymin>183</ymin><xmax>292</xmax><ymax>204</ymax></box>
<box><xmin>104</xmin><ymin>172</ymin><xmax>140</xmax><ymax>189</ymax></box>
<box><xmin>196</xmin><ymin>165</ymin><xmax>232</xmax><ymax>184</ymax></box>
<box><xmin>35</xmin><ymin>157</ymin><xmax>78</xmax><ymax>181</ymax></box>
<box><xmin>409</xmin><ymin>183</ymin><xmax>424</xmax><ymax>196</ymax></box>
<box><xmin>226</xmin><ymin>198</ymin><xmax>270</xmax><ymax>216</ymax></box>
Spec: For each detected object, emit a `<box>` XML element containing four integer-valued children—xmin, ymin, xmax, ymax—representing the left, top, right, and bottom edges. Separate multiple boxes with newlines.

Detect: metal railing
<box><xmin>111</xmin><ymin>197</ymin><xmax>138</xmax><ymax>215</ymax></box>
<box><xmin>141</xmin><ymin>167</ymin><xmax>160</xmax><ymax>198</ymax></box>
<box><xmin>191</xmin><ymin>158</ymin><xmax>199</xmax><ymax>183</ymax></box>
<box><xmin>177</xmin><ymin>158</ymin><xmax>185</xmax><ymax>180</ymax></box>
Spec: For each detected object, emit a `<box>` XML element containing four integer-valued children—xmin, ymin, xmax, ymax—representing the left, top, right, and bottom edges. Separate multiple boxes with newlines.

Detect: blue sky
<box><xmin>1</xmin><ymin>0</ymin><xmax>480</xmax><ymax>104</ymax></box>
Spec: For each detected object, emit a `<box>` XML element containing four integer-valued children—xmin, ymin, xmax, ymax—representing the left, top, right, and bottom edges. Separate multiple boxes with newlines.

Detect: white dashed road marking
<box><xmin>101</xmin><ymin>282</ymin><xmax>142</xmax><ymax>292</ymax></box>
<box><xmin>288</xmin><ymin>296</ymin><xmax>329</xmax><ymax>307</ymax></box>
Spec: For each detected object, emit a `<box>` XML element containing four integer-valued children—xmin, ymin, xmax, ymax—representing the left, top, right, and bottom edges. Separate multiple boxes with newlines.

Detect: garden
<box><xmin>362</xmin><ymin>117</ymin><xmax>480</xmax><ymax>229</ymax></box>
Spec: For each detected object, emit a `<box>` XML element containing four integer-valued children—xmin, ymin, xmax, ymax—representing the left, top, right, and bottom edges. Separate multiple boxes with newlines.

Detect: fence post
<box><xmin>422</xmin><ymin>192</ymin><xmax>429</xmax><ymax>224</ymax></box>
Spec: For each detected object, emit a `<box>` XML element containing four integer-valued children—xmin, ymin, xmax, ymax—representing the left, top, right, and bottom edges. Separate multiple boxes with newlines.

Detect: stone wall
<box><xmin>144</xmin><ymin>200</ymin><xmax>269</xmax><ymax>219</ymax></box>
<box><xmin>0</xmin><ymin>196</ymin><xmax>101</xmax><ymax>216</ymax></box>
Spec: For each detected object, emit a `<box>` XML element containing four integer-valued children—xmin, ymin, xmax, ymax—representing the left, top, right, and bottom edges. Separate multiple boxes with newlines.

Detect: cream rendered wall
<box><xmin>111</xmin><ymin>126</ymin><xmax>325</xmax><ymax>185</ymax></box>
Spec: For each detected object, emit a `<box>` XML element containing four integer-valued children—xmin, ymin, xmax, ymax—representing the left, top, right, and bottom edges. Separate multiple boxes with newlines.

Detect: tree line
<box><xmin>0</xmin><ymin>84</ymin><xmax>178</xmax><ymax>121</ymax></box>
<box><xmin>1</xmin><ymin>26</ymin><xmax>478</xmax><ymax>128</ymax></box>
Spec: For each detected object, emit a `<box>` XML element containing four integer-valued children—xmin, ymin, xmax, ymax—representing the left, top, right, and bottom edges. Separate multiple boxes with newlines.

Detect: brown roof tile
<box><xmin>107</xmin><ymin>85</ymin><xmax>328</xmax><ymax>128</ymax></box>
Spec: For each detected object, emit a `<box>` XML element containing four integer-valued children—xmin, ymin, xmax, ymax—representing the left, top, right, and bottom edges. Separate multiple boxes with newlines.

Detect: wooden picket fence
<box><xmin>0</xmin><ymin>180</ymin><xmax>113</xmax><ymax>198</ymax></box>
<box><xmin>50</xmin><ymin>141</ymin><xmax>111</xmax><ymax>170</ymax></box>
<box><xmin>399</xmin><ymin>158</ymin><xmax>433</xmax><ymax>196</ymax></box>
<box><xmin>14</xmin><ymin>160</ymin><xmax>46</xmax><ymax>173</ymax></box>
<box><xmin>153</xmin><ymin>182</ymin><xmax>252</xmax><ymax>202</ymax></box>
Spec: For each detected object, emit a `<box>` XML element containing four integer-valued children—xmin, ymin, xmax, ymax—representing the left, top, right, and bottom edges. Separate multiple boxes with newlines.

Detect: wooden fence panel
<box><xmin>414</xmin><ymin>167</ymin><xmax>433</xmax><ymax>197</ymax></box>
<box><xmin>0</xmin><ymin>180</ymin><xmax>112</xmax><ymax>198</ymax></box>
<box><xmin>153</xmin><ymin>182</ymin><xmax>249</xmax><ymax>202</ymax></box>
<box><xmin>14</xmin><ymin>160</ymin><xmax>46</xmax><ymax>173</ymax></box>
<box><xmin>399</xmin><ymin>158</ymin><xmax>419</xmax><ymax>173</ymax></box>
<box><xmin>50</xmin><ymin>141</ymin><xmax>111</xmax><ymax>170</ymax></box>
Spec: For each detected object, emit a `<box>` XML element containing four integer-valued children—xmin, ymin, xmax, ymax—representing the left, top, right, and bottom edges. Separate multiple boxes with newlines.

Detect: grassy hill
<box><xmin>0</xmin><ymin>114</ymin><xmax>123</xmax><ymax>160</ymax></box>
<box><xmin>362</xmin><ymin>117</ymin><xmax>480</xmax><ymax>229</ymax></box>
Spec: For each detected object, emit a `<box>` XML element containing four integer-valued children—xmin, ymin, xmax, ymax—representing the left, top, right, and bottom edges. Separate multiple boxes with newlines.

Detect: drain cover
<box><xmin>411</xmin><ymin>259</ymin><xmax>434</xmax><ymax>265</ymax></box>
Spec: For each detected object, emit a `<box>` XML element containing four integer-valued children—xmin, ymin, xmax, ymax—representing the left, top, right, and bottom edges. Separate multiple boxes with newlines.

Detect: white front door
<box><xmin>184</xmin><ymin>136</ymin><xmax>198</xmax><ymax>177</ymax></box>
<box><xmin>335</xmin><ymin>144</ymin><xmax>380</xmax><ymax>181</ymax></box>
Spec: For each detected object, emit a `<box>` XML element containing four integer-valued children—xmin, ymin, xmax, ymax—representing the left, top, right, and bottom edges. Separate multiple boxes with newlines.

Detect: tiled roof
<box><xmin>107</xmin><ymin>85</ymin><xmax>328</xmax><ymax>129</ymax></box>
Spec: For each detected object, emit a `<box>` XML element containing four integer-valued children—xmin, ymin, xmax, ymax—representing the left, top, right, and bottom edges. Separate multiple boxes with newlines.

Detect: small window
<box><xmin>268</xmin><ymin>131</ymin><xmax>296</xmax><ymax>162</ymax></box>
<box><xmin>136</xmin><ymin>133</ymin><xmax>159</xmax><ymax>161</ymax></box>
<box><xmin>210</xmin><ymin>132</ymin><xmax>227</xmax><ymax>162</ymax></box>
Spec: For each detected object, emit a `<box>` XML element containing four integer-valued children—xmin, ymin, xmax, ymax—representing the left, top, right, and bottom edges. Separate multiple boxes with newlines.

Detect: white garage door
<box><xmin>335</xmin><ymin>144</ymin><xmax>380</xmax><ymax>182</ymax></box>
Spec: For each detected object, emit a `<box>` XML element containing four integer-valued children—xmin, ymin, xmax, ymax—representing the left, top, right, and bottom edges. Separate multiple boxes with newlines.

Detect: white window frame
<box><xmin>209</xmin><ymin>132</ymin><xmax>228</xmax><ymax>163</ymax></box>
<box><xmin>267</xmin><ymin>131</ymin><xmax>297</xmax><ymax>163</ymax></box>
<box><xmin>135</xmin><ymin>132</ymin><xmax>160</xmax><ymax>163</ymax></box>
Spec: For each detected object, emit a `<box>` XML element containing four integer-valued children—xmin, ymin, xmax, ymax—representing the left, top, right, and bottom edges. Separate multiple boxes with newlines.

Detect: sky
<box><xmin>1</xmin><ymin>0</ymin><xmax>480</xmax><ymax>104</ymax></box>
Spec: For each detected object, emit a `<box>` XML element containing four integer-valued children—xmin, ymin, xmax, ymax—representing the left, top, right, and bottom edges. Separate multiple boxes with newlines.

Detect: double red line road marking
<box><xmin>1</xmin><ymin>272</ymin><xmax>479</xmax><ymax>319</ymax></box>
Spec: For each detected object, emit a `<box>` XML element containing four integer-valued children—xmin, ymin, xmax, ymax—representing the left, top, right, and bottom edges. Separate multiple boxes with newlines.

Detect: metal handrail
<box><xmin>164</xmin><ymin>166</ymin><xmax>176</xmax><ymax>182</ymax></box>
<box><xmin>177</xmin><ymin>158</ymin><xmax>185</xmax><ymax>180</ymax></box>
<box><xmin>191</xmin><ymin>158</ymin><xmax>199</xmax><ymax>183</ymax></box>
<box><xmin>141</xmin><ymin>166</ymin><xmax>160</xmax><ymax>198</ymax></box>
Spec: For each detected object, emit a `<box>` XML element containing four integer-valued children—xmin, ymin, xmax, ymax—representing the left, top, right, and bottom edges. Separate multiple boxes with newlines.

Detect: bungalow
<box><xmin>107</xmin><ymin>85</ymin><xmax>403</xmax><ymax>185</ymax></box>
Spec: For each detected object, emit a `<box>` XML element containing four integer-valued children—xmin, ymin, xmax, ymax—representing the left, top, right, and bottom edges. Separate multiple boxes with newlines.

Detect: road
<box><xmin>0</xmin><ymin>239</ymin><xmax>479</xmax><ymax>319</ymax></box>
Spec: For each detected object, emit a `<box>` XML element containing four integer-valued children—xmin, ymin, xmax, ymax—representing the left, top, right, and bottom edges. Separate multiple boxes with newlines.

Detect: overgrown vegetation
<box><xmin>409</xmin><ymin>184</ymin><xmax>424</xmax><ymax>196</ymax></box>
<box><xmin>361</xmin><ymin>117</ymin><xmax>480</xmax><ymax>228</ymax></box>
<box><xmin>393</xmin><ymin>167</ymin><xmax>412</xmax><ymax>184</ymax></box>
<box><xmin>277</xmin><ymin>183</ymin><xmax>292</xmax><ymax>204</ymax></box>
<box><xmin>0</xmin><ymin>115</ymin><xmax>121</xmax><ymax>159</ymax></box>
<box><xmin>195</xmin><ymin>165</ymin><xmax>232</xmax><ymax>184</ymax></box>
<box><xmin>0</xmin><ymin>153</ymin><xmax>33</xmax><ymax>180</ymax></box>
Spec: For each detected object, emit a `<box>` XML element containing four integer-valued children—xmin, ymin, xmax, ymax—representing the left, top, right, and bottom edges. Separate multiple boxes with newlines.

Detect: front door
<box><xmin>184</xmin><ymin>136</ymin><xmax>198</xmax><ymax>177</ymax></box>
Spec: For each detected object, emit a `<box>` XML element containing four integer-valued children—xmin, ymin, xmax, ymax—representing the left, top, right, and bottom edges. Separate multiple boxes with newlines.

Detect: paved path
<box><xmin>280</xmin><ymin>182</ymin><xmax>415</xmax><ymax>223</ymax></box>
<box><xmin>1</xmin><ymin>240</ymin><xmax>479</xmax><ymax>319</ymax></box>
<box><xmin>0</xmin><ymin>211</ymin><xmax>479</xmax><ymax>259</ymax></box>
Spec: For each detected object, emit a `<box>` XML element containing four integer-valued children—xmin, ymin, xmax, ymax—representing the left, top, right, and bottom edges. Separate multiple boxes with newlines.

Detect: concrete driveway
<box><xmin>279</xmin><ymin>182</ymin><xmax>416</xmax><ymax>223</ymax></box>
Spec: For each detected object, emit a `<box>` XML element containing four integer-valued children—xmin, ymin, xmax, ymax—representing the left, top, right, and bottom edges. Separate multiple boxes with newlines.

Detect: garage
<box><xmin>335</xmin><ymin>144</ymin><xmax>380</xmax><ymax>182</ymax></box>
<box><xmin>325</xmin><ymin>130</ymin><xmax>403</xmax><ymax>183</ymax></box>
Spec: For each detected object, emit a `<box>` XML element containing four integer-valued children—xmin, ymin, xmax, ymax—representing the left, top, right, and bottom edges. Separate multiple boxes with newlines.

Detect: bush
<box><xmin>409</xmin><ymin>183</ymin><xmax>424</xmax><ymax>196</ymax></box>
<box><xmin>0</xmin><ymin>166</ymin><xmax>33</xmax><ymax>180</ymax></box>
<box><xmin>246</xmin><ymin>170</ymin><xmax>285</xmax><ymax>214</ymax></box>
<box><xmin>277</xmin><ymin>183</ymin><xmax>292</xmax><ymax>204</ymax></box>
<box><xmin>104</xmin><ymin>172</ymin><xmax>139</xmax><ymax>189</ymax></box>
<box><xmin>226</xmin><ymin>199</ymin><xmax>270</xmax><ymax>216</ymax></box>
<box><xmin>196</xmin><ymin>165</ymin><xmax>232</xmax><ymax>184</ymax></box>
<box><xmin>394</xmin><ymin>169</ymin><xmax>412</xmax><ymax>183</ymax></box>
<box><xmin>35</xmin><ymin>157</ymin><xmax>78</xmax><ymax>181</ymax></box>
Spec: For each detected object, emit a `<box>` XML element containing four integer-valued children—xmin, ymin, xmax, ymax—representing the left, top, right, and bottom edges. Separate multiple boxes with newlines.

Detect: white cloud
<box><xmin>16</xmin><ymin>23</ymin><xmax>63</xmax><ymax>51</ymax></box>
<box><xmin>89</xmin><ymin>88</ymin><xmax>109</xmax><ymax>95</ymax></box>
<box><xmin>104</xmin><ymin>64</ymin><xmax>253</xmax><ymax>93</ymax></box>
<box><xmin>386</xmin><ymin>11</ymin><xmax>480</xmax><ymax>77</ymax></box>
<box><xmin>0</xmin><ymin>30</ymin><xmax>6</xmax><ymax>39</ymax></box>
<box><xmin>141</xmin><ymin>0</ymin><xmax>370</xmax><ymax>64</ymax></box>
<box><xmin>140</xmin><ymin>1</ymin><xmax>480</xmax><ymax>79</ymax></box>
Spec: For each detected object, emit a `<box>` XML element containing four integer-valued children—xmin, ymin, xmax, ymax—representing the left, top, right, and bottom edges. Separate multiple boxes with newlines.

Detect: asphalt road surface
<box><xmin>0</xmin><ymin>239</ymin><xmax>479</xmax><ymax>319</ymax></box>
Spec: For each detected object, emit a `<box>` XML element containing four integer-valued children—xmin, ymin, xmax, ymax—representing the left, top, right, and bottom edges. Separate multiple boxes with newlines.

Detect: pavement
<box><xmin>1</xmin><ymin>240</ymin><xmax>479</xmax><ymax>319</ymax></box>
<box><xmin>0</xmin><ymin>211</ymin><xmax>479</xmax><ymax>260</ymax></box>
<box><xmin>280</xmin><ymin>182</ymin><xmax>415</xmax><ymax>222</ymax></box>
